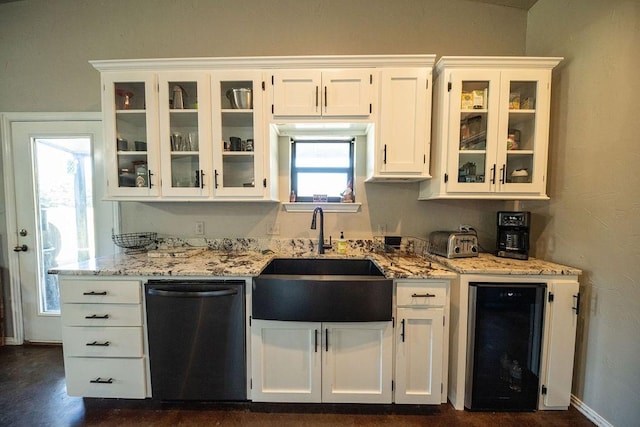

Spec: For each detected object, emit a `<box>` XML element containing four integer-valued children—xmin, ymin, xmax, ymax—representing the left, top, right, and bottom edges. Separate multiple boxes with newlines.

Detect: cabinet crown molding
<box><xmin>90</xmin><ymin>55</ymin><xmax>436</xmax><ymax>72</ymax></box>
<box><xmin>435</xmin><ymin>56</ymin><xmax>563</xmax><ymax>73</ymax></box>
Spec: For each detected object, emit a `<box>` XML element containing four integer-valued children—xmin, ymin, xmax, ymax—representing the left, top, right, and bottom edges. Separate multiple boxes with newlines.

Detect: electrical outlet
<box><xmin>195</xmin><ymin>221</ymin><xmax>205</xmax><ymax>235</ymax></box>
<box><xmin>267</xmin><ymin>222</ymin><xmax>280</xmax><ymax>235</ymax></box>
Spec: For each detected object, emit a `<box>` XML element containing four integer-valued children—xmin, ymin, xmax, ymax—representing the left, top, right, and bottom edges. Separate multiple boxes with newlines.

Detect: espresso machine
<box><xmin>496</xmin><ymin>211</ymin><xmax>531</xmax><ymax>260</ymax></box>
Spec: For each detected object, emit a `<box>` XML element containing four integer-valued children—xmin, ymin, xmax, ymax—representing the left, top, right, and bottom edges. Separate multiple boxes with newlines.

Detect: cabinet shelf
<box><xmin>506</xmin><ymin>150</ymin><xmax>534</xmax><ymax>155</ymax></box>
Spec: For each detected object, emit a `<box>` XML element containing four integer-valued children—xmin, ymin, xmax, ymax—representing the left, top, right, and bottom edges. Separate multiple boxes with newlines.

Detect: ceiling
<box><xmin>0</xmin><ymin>0</ymin><xmax>539</xmax><ymax>8</ymax></box>
<box><xmin>466</xmin><ymin>0</ymin><xmax>538</xmax><ymax>9</ymax></box>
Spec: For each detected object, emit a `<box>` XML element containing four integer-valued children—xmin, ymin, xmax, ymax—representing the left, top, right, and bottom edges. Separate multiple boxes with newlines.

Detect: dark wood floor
<box><xmin>0</xmin><ymin>344</ymin><xmax>594</xmax><ymax>426</ymax></box>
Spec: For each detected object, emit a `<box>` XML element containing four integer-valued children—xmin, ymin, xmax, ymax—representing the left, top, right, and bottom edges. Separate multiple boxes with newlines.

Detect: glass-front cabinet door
<box><xmin>102</xmin><ymin>72</ymin><xmax>160</xmax><ymax>198</ymax></box>
<box><xmin>158</xmin><ymin>72</ymin><xmax>212</xmax><ymax>197</ymax></box>
<box><xmin>211</xmin><ymin>71</ymin><xmax>265</xmax><ymax>198</ymax></box>
<box><xmin>497</xmin><ymin>70</ymin><xmax>551</xmax><ymax>194</ymax></box>
<box><xmin>446</xmin><ymin>70</ymin><xmax>500</xmax><ymax>193</ymax></box>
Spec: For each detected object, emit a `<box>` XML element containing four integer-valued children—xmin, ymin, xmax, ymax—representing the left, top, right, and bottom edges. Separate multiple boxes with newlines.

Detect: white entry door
<box><xmin>6</xmin><ymin>118</ymin><xmax>116</xmax><ymax>343</ymax></box>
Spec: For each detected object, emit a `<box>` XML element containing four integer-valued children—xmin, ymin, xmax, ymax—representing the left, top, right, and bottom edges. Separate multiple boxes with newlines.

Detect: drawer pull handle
<box><xmin>85</xmin><ymin>314</ymin><xmax>110</xmax><ymax>319</ymax></box>
<box><xmin>90</xmin><ymin>377</ymin><xmax>113</xmax><ymax>384</ymax></box>
<box><xmin>412</xmin><ymin>293</ymin><xmax>436</xmax><ymax>298</ymax></box>
<box><xmin>86</xmin><ymin>341</ymin><xmax>110</xmax><ymax>347</ymax></box>
<box><xmin>83</xmin><ymin>291</ymin><xmax>107</xmax><ymax>296</ymax></box>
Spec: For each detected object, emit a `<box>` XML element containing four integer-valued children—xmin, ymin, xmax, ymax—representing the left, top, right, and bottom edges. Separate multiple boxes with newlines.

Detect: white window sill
<box><xmin>282</xmin><ymin>202</ymin><xmax>361</xmax><ymax>213</ymax></box>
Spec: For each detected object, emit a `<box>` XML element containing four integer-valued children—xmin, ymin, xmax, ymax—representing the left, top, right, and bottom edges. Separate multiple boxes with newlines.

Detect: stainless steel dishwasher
<box><xmin>145</xmin><ymin>280</ymin><xmax>246</xmax><ymax>401</ymax></box>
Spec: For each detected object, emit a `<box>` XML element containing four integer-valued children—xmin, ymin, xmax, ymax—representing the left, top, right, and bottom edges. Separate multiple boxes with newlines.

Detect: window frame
<box><xmin>290</xmin><ymin>138</ymin><xmax>355</xmax><ymax>203</ymax></box>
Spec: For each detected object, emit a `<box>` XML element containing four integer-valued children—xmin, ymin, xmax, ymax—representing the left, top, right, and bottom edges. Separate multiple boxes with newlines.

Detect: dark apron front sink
<box><xmin>253</xmin><ymin>258</ymin><xmax>392</xmax><ymax>322</ymax></box>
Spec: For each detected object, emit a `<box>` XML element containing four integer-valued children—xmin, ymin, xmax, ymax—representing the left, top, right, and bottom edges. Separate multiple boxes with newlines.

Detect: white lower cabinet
<box><xmin>251</xmin><ymin>320</ymin><xmax>392</xmax><ymax>403</ymax></box>
<box><xmin>394</xmin><ymin>280</ymin><xmax>449</xmax><ymax>404</ymax></box>
<box><xmin>59</xmin><ymin>277</ymin><xmax>147</xmax><ymax>399</ymax></box>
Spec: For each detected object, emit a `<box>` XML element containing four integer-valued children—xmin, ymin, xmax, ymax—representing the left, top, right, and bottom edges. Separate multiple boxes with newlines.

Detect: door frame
<box><xmin>1</xmin><ymin>112</ymin><xmax>118</xmax><ymax>345</ymax></box>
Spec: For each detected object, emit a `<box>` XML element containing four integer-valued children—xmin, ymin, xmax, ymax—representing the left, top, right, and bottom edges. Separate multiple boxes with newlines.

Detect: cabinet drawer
<box><xmin>62</xmin><ymin>326</ymin><xmax>143</xmax><ymax>357</ymax></box>
<box><xmin>61</xmin><ymin>303</ymin><xmax>142</xmax><ymax>327</ymax></box>
<box><xmin>64</xmin><ymin>357</ymin><xmax>146</xmax><ymax>398</ymax></box>
<box><xmin>396</xmin><ymin>281</ymin><xmax>447</xmax><ymax>307</ymax></box>
<box><xmin>60</xmin><ymin>279</ymin><xmax>141</xmax><ymax>304</ymax></box>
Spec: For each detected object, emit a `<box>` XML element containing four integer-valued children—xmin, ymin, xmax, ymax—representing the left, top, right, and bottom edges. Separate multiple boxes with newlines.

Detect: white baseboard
<box><xmin>2</xmin><ymin>336</ymin><xmax>19</xmax><ymax>346</ymax></box>
<box><xmin>572</xmin><ymin>394</ymin><xmax>612</xmax><ymax>427</ymax></box>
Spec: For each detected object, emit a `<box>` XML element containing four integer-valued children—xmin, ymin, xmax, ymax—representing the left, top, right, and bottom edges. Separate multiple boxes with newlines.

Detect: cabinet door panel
<box><xmin>322</xmin><ymin>70</ymin><xmax>372</xmax><ymax>116</ymax></box>
<box><xmin>212</xmin><ymin>71</ymin><xmax>266</xmax><ymax>198</ymax></box>
<box><xmin>497</xmin><ymin>70</ymin><xmax>551</xmax><ymax>194</ymax></box>
<box><xmin>272</xmin><ymin>70</ymin><xmax>322</xmax><ymax>116</ymax></box>
<box><xmin>542</xmin><ymin>281</ymin><xmax>579</xmax><ymax>409</ymax></box>
<box><xmin>378</xmin><ymin>68</ymin><xmax>429</xmax><ymax>176</ymax></box>
<box><xmin>395</xmin><ymin>308</ymin><xmax>444</xmax><ymax>404</ymax></box>
<box><xmin>445</xmin><ymin>70</ymin><xmax>500</xmax><ymax>193</ymax></box>
<box><xmin>102</xmin><ymin>72</ymin><xmax>160</xmax><ymax>198</ymax></box>
<box><xmin>322</xmin><ymin>322</ymin><xmax>392</xmax><ymax>403</ymax></box>
<box><xmin>251</xmin><ymin>320</ymin><xmax>321</xmax><ymax>402</ymax></box>
<box><xmin>158</xmin><ymin>71</ymin><xmax>212</xmax><ymax>197</ymax></box>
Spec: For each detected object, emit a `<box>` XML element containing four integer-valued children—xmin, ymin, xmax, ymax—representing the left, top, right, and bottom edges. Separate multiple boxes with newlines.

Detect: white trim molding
<box><xmin>571</xmin><ymin>394</ymin><xmax>613</xmax><ymax>427</ymax></box>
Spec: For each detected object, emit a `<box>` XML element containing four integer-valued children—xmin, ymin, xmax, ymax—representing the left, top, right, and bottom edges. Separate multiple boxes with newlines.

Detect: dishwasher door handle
<box><xmin>147</xmin><ymin>288</ymin><xmax>238</xmax><ymax>298</ymax></box>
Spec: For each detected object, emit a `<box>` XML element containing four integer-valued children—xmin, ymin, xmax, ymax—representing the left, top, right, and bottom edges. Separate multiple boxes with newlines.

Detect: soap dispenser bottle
<box><xmin>337</xmin><ymin>231</ymin><xmax>347</xmax><ymax>254</ymax></box>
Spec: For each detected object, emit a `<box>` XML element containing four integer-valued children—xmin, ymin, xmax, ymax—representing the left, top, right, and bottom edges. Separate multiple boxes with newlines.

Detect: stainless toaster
<box><xmin>428</xmin><ymin>231</ymin><xmax>479</xmax><ymax>258</ymax></box>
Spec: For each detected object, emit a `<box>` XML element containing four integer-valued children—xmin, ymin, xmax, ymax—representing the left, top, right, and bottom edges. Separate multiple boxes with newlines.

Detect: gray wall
<box><xmin>0</xmin><ymin>0</ymin><xmax>523</xmax><ymax>339</ymax></box>
<box><xmin>526</xmin><ymin>1</ymin><xmax>640</xmax><ymax>426</ymax></box>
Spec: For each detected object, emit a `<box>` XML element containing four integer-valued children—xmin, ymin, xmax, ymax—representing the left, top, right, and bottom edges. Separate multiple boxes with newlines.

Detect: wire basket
<box><xmin>112</xmin><ymin>232</ymin><xmax>157</xmax><ymax>254</ymax></box>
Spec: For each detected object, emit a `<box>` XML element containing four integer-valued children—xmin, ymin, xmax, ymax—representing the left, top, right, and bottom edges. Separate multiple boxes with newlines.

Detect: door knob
<box><xmin>13</xmin><ymin>244</ymin><xmax>28</xmax><ymax>252</ymax></box>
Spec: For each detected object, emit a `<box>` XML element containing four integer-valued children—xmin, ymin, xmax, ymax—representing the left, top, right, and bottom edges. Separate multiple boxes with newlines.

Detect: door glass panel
<box><xmin>168</xmin><ymin>80</ymin><xmax>200</xmax><ymax>188</ymax></box>
<box><xmin>114</xmin><ymin>82</ymin><xmax>148</xmax><ymax>188</ymax></box>
<box><xmin>34</xmin><ymin>137</ymin><xmax>95</xmax><ymax>314</ymax></box>
<box><xmin>458</xmin><ymin>81</ymin><xmax>489</xmax><ymax>183</ymax></box>
<box><xmin>506</xmin><ymin>81</ymin><xmax>537</xmax><ymax>184</ymax></box>
<box><xmin>220</xmin><ymin>80</ymin><xmax>255</xmax><ymax>189</ymax></box>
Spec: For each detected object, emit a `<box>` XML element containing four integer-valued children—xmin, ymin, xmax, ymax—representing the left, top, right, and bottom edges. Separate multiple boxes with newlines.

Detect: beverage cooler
<box><xmin>465</xmin><ymin>282</ymin><xmax>546</xmax><ymax>411</ymax></box>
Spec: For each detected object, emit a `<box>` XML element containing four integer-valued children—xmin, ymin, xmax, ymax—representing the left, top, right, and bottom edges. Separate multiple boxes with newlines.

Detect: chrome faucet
<box><xmin>310</xmin><ymin>207</ymin><xmax>331</xmax><ymax>254</ymax></box>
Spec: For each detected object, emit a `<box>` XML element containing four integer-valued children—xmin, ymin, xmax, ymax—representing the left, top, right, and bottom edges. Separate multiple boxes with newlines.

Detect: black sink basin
<box><xmin>252</xmin><ymin>258</ymin><xmax>392</xmax><ymax>322</ymax></box>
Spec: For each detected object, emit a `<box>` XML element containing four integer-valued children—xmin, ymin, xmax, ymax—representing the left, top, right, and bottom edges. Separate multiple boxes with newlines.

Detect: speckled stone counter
<box><xmin>49</xmin><ymin>238</ymin><xmax>456</xmax><ymax>280</ymax></box>
<box><xmin>50</xmin><ymin>238</ymin><xmax>579</xmax><ymax>279</ymax></box>
<box><xmin>426</xmin><ymin>252</ymin><xmax>581</xmax><ymax>276</ymax></box>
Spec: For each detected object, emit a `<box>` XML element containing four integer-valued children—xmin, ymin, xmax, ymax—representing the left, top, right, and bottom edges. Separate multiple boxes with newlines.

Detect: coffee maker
<box><xmin>496</xmin><ymin>211</ymin><xmax>531</xmax><ymax>260</ymax></box>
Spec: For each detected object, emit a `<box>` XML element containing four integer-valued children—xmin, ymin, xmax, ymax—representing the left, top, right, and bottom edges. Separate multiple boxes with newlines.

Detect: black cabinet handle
<box><xmin>89</xmin><ymin>377</ymin><xmax>113</xmax><ymax>384</ymax></box>
<box><xmin>412</xmin><ymin>293</ymin><xmax>436</xmax><ymax>298</ymax></box>
<box><xmin>325</xmin><ymin>328</ymin><xmax>329</xmax><ymax>352</ymax></box>
<box><xmin>148</xmin><ymin>169</ymin><xmax>154</xmax><ymax>189</ymax></box>
<box><xmin>401</xmin><ymin>319</ymin><xmax>406</xmax><ymax>342</ymax></box>
<box><xmin>383</xmin><ymin>144</ymin><xmax>387</xmax><ymax>164</ymax></box>
<box><xmin>86</xmin><ymin>341</ymin><xmax>110</xmax><ymax>347</ymax></box>
<box><xmin>499</xmin><ymin>164</ymin><xmax>505</xmax><ymax>184</ymax></box>
<box><xmin>84</xmin><ymin>314</ymin><xmax>109</xmax><ymax>319</ymax></box>
<box><xmin>490</xmin><ymin>164</ymin><xmax>496</xmax><ymax>184</ymax></box>
<box><xmin>82</xmin><ymin>291</ymin><xmax>107</xmax><ymax>296</ymax></box>
<box><xmin>315</xmin><ymin>86</ymin><xmax>319</xmax><ymax>109</ymax></box>
<box><xmin>324</xmin><ymin>86</ymin><xmax>327</xmax><ymax>109</ymax></box>
<box><xmin>214</xmin><ymin>169</ymin><xmax>219</xmax><ymax>188</ymax></box>
<box><xmin>200</xmin><ymin>170</ymin><xmax>205</xmax><ymax>189</ymax></box>
<box><xmin>314</xmin><ymin>329</ymin><xmax>318</xmax><ymax>353</ymax></box>
<box><xmin>572</xmin><ymin>293</ymin><xmax>580</xmax><ymax>315</ymax></box>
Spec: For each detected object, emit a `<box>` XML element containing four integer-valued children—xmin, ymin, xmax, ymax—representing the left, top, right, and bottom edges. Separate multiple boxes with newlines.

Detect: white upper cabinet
<box><xmin>366</xmin><ymin>68</ymin><xmax>432</xmax><ymax>181</ymax></box>
<box><xmin>271</xmin><ymin>69</ymin><xmax>373</xmax><ymax>117</ymax></box>
<box><xmin>419</xmin><ymin>56</ymin><xmax>562</xmax><ymax>200</ymax></box>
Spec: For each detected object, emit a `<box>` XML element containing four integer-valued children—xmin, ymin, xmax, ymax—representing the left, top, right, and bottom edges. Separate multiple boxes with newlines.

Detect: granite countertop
<box><xmin>426</xmin><ymin>252</ymin><xmax>582</xmax><ymax>276</ymax></box>
<box><xmin>49</xmin><ymin>250</ymin><xmax>456</xmax><ymax>280</ymax></box>
<box><xmin>49</xmin><ymin>238</ymin><xmax>580</xmax><ymax>279</ymax></box>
